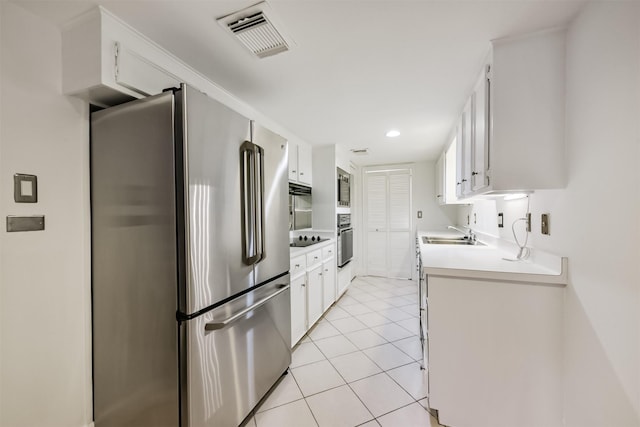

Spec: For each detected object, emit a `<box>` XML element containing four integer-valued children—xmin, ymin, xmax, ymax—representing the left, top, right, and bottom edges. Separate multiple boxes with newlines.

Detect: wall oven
<box><xmin>337</xmin><ymin>214</ymin><xmax>353</xmax><ymax>267</ymax></box>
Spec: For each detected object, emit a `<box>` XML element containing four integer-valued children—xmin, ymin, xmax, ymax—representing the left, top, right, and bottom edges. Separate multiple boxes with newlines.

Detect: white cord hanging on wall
<box><xmin>503</xmin><ymin>195</ymin><xmax>531</xmax><ymax>261</ymax></box>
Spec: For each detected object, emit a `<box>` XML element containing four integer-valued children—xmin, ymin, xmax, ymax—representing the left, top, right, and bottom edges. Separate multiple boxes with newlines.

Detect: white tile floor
<box><xmin>244</xmin><ymin>276</ymin><xmax>442</xmax><ymax>427</ymax></box>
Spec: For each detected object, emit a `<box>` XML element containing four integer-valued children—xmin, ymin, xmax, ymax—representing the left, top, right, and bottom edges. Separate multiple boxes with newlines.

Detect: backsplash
<box><xmin>458</xmin><ymin>197</ymin><xmax>533</xmax><ymax>245</ymax></box>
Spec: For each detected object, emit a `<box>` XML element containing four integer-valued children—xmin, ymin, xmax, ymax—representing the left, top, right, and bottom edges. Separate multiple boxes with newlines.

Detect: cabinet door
<box><xmin>307</xmin><ymin>265</ymin><xmax>324</xmax><ymax>327</ymax></box>
<box><xmin>461</xmin><ymin>98</ymin><xmax>473</xmax><ymax>196</ymax></box>
<box><xmin>455</xmin><ymin>118</ymin><xmax>464</xmax><ymax>199</ymax></box>
<box><xmin>435</xmin><ymin>152</ymin><xmax>445</xmax><ymax>204</ymax></box>
<box><xmin>297</xmin><ymin>144</ymin><xmax>313</xmax><ymax>185</ymax></box>
<box><xmin>472</xmin><ymin>64</ymin><xmax>490</xmax><ymax>192</ymax></box>
<box><xmin>322</xmin><ymin>259</ymin><xmax>336</xmax><ymax>311</ymax></box>
<box><xmin>445</xmin><ymin>142</ymin><xmax>459</xmax><ymax>203</ymax></box>
<box><xmin>290</xmin><ymin>275</ymin><xmax>307</xmax><ymax>346</ymax></box>
<box><xmin>288</xmin><ymin>141</ymin><xmax>298</xmax><ymax>181</ymax></box>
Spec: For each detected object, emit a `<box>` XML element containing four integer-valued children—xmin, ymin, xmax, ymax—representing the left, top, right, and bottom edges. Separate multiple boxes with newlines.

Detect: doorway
<box><xmin>363</xmin><ymin>166</ymin><xmax>413</xmax><ymax>278</ymax></box>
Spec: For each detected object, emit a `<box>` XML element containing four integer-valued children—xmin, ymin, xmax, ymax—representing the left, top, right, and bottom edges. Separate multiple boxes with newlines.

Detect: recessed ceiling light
<box><xmin>386</xmin><ymin>130</ymin><xmax>400</xmax><ymax>138</ymax></box>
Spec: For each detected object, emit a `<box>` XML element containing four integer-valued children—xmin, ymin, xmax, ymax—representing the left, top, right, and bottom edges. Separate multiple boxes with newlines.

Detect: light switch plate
<box><xmin>417</xmin><ymin>210</ymin><xmax>422</xmax><ymax>219</ymax></box>
<box><xmin>14</xmin><ymin>174</ymin><xmax>37</xmax><ymax>203</ymax></box>
<box><xmin>541</xmin><ymin>213</ymin><xmax>550</xmax><ymax>235</ymax></box>
<box><xmin>6</xmin><ymin>215</ymin><xmax>45</xmax><ymax>232</ymax></box>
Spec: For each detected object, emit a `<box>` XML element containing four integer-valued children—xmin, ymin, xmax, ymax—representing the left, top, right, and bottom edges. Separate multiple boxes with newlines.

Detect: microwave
<box><xmin>337</xmin><ymin>168</ymin><xmax>350</xmax><ymax>207</ymax></box>
<box><xmin>289</xmin><ymin>183</ymin><xmax>312</xmax><ymax>230</ymax></box>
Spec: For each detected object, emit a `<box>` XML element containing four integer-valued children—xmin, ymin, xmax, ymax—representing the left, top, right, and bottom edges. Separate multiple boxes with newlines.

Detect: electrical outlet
<box><xmin>526</xmin><ymin>213</ymin><xmax>531</xmax><ymax>232</ymax></box>
<box><xmin>541</xmin><ymin>213</ymin><xmax>550</xmax><ymax>235</ymax></box>
<box><xmin>417</xmin><ymin>210</ymin><xmax>422</xmax><ymax>219</ymax></box>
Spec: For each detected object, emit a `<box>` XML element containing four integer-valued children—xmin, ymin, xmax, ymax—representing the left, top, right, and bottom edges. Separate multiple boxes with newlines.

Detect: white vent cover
<box><xmin>217</xmin><ymin>2</ymin><xmax>295</xmax><ymax>59</ymax></box>
<box><xmin>351</xmin><ymin>148</ymin><xmax>369</xmax><ymax>155</ymax></box>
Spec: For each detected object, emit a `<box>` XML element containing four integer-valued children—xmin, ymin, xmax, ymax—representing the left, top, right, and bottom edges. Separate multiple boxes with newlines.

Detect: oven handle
<box><xmin>337</xmin><ymin>226</ymin><xmax>353</xmax><ymax>235</ymax></box>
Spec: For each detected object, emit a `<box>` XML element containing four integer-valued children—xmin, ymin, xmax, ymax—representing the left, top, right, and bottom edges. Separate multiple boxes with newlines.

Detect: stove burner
<box><xmin>290</xmin><ymin>235</ymin><xmax>329</xmax><ymax>248</ymax></box>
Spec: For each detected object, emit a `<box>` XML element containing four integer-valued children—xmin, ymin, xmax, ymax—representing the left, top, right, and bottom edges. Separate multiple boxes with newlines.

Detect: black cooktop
<box><xmin>289</xmin><ymin>236</ymin><xmax>329</xmax><ymax>248</ymax></box>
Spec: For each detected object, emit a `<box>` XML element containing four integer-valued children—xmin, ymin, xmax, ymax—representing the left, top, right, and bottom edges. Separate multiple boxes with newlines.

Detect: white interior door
<box><xmin>364</xmin><ymin>168</ymin><xmax>412</xmax><ymax>278</ymax></box>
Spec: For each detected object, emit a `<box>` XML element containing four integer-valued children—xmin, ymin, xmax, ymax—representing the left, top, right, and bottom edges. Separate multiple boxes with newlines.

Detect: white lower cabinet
<box><xmin>428</xmin><ymin>275</ymin><xmax>564</xmax><ymax>427</ymax></box>
<box><xmin>289</xmin><ymin>241</ymin><xmax>337</xmax><ymax>346</ymax></box>
<box><xmin>322</xmin><ymin>258</ymin><xmax>336</xmax><ymax>311</ymax></box>
<box><xmin>306</xmin><ymin>264</ymin><xmax>324</xmax><ymax>327</ymax></box>
<box><xmin>290</xmin><ymin>274</ymin><xmax>307</xmax><ymax>345</ymax></box>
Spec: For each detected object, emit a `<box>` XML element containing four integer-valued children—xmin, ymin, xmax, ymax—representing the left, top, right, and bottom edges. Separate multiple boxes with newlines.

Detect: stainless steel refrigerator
<box><xmin>91</xmin><ymin>84</ymin><xmax>291</xmax><ymax>427</ymax></box>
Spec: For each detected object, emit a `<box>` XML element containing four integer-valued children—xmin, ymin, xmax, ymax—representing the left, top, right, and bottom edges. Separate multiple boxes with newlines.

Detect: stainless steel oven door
<box><xmin>338</xmin><ymin>227</ymin><xmax>353</xmax><ymax>267</ymax></box>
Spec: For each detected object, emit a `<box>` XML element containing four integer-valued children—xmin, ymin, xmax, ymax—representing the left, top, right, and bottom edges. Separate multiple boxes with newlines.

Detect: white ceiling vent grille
<box><xmin>217</xmin><ymin>2</ymin><xmax>295</xmax><ymax>59</ymax></box>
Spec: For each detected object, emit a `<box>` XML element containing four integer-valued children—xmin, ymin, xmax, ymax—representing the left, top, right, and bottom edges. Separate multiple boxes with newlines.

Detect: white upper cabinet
<box><xmin>462</xmin><ymin>98</ymin><xmax>473</xmax><ymax>197</ymax></box>
<box><xmin>471</xmin><ymin>64</ymin><xmax>490</xmax><ymax>193</ymax></box>
<box><xmin>288</xmin><ymin>141</ymin><xmax>313</xmax><ymax>186</ymax></box>
<box><xmin>435</xmin><ymin>152</ymin><xmax>445</xmax><ymax>205</ymax></box>
<box><xmin>297</xmin><ymin>144</ymin><xmax>313</xmax><ymax>185</ymax></box>
<box><xmin>288</xmin><ymin>140</ymin><xmax>298</xmax><ymax>181</ymax></box>
<box><xmin>449</xmin><ymin>27</ymin><xmax>566</xmax><ymax>200</ymax></box>
<box><xmin>456</xmin><ymin>100</ymin><xmax>473</xmax><ymax>199</ymax></box>
<box><xmin>62</xmin><ymin>7</ymin><xmax>180</xmax><ymax>107</ymax></box>
<box><xmin>487</xmin><ymin>28</ymin><xmax>566</xmax><ymax>193</ymax></box>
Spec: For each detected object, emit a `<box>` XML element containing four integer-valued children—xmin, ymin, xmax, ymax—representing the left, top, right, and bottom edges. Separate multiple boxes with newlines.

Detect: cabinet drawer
<box><xmin>306</xmin><ymin>250</ymin><xmax>322</xmax><ymax>267</ymax></box>
<box><xmin>290</xmin><ymin>255</ymin><xmax>306</xmax><ymax>278</ymax></box>
<box><xmin>322</xmin><ymin>244</ymin><xmax>335</xmax><ymax>261</ymax></box>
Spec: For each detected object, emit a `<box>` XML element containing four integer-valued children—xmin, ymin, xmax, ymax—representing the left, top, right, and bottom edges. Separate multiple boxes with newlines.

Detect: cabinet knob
<box><xmin>314</xmin><ymin>256</ymin><xmax>318</xmax><ymax>260</ymax></box>
<box><xmin>461</xmin><ymin>179</ymin><xmax>468</xmax><ymax>183</ymax></box>
<box><xmin>301</xmin><ymin>283</ymin><xmax>306</xmax><ymax>287</ymax></box>
<box><xmin>295</xmin><ymin>264</ymin><xmax>300</xmax><ymax>268</ymax></box>
<box><xmin>472</xmin><ymin>171</ymin><xmax>479</xmax><ymax>176</ymax></box>
<box><xmin>300</xmin><ymin>172</ymin><xmax>304</xmax><ymax>175</ymax></box>
<box><xmin>456</xmin><ymin>182</ymin><xmax>461</xmax><ymax>186</ymax></box>
<box><xmin>292</xmin><ymin>170</ymin><xmax>296</xmax><ymax>173</ymax></box>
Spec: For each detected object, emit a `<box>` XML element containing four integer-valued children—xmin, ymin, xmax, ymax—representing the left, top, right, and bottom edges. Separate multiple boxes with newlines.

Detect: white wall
<box><xmin>0</xmin><ymin>3</ymin><xmax>93</xmax><ymax>427</ymax></box>
<box><xmin>412</xmin><ymin>160</ymin><xmax>458</xmax><ymax>234</ymax></box>
<box><xmin>460</xmin><ymin>3</ymin><xmax>640</xmax><ymax>425</ymax></box>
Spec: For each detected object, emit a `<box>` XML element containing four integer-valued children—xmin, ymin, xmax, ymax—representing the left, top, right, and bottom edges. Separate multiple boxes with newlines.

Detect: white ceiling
<box><xmin>16</xmin><ymin>0</ymin><xmax>585</xmax><ymax>165</ymax></box>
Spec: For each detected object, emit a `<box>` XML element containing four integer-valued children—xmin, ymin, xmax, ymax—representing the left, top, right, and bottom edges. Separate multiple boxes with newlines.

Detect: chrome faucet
<box><xmin>448</xmin><ymin>225</ymin><xmax>476</xmax><ymax>241</ymax></box>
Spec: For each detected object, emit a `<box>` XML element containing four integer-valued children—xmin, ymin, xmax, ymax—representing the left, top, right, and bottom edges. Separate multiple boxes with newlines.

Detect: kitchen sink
<box><xmin>422</xmin><ymin>236</ymin><xmax>486</xmax><ymax>246</ymax></box>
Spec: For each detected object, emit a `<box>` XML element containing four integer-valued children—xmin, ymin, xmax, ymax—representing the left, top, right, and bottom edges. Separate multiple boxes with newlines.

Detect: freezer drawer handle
<box><xmin>204</xmin><ymin>285</ymin><xmax>289</xmax><ymax>331</ymax></box>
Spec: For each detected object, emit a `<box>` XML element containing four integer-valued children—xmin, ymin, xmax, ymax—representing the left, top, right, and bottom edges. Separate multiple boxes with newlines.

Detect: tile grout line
<box><xmin>322</xmin><ymin>282</ymin><xmax>424</xmax><ymax>425</ymax></box>
<box><xmin>258</xmin><ymin>276</ymin><xmax>431</xmax><ymax>426</ymax></box>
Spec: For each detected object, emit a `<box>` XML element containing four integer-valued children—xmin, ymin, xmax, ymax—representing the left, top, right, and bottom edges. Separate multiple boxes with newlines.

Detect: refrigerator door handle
<box><xmin>241</xmin><ymin>141</ymin><xmax>259</xmax><ymax>265</ymax></box>
<box><xmin>254</xmin><ymin>143</ymin><xmax>266</xmax><ymax>263</ymax></box>
<box><xmin>204</xmin><ymin>284</ymin><xmax>289</xmax><ymax>331</ymax></box>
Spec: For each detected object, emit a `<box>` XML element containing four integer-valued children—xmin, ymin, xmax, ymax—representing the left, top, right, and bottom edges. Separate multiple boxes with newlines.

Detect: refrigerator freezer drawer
<box><xmin>183</xmin><ymin>279</ymin><xmax>292</xmax><ymax>427</ymax></box>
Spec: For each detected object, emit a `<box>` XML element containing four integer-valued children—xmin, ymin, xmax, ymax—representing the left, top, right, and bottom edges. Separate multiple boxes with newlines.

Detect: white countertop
<box><xmin>418</xmin><ymin>230</ymin><xmax>567</xmax><ymax>285</ymax></box>
<box><xmin>289</xmin><ymin>238</ymin><xmax>335</xmax><ymax>257</ymax></box>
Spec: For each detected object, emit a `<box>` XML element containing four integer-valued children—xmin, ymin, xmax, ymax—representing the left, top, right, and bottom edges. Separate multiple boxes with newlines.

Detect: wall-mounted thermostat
<box><xmin>14</xmin><ymin>173</ymin><xmax>37</xmax><ymax>203</ymax></box>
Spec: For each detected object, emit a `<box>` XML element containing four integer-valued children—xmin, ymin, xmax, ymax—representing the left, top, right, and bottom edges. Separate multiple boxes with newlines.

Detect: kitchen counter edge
<box><xmin>418</xmin><ymin>230</ymin><xmax>568</xmax><ymax>286</ymax></box>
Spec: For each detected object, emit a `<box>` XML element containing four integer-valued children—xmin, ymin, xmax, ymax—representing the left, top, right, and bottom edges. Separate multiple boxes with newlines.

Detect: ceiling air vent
<box><xmin>350</xmin><ymin>149</ymin><xmax>369</xmax><ymax>156</ymax></box>
<box><xmin>217</xmin><ymin>2</ymin><xmax>295</xmax><ymax>59</ymax></box>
